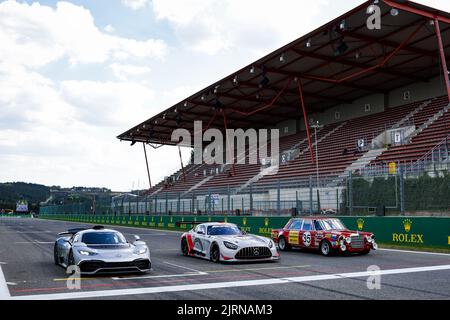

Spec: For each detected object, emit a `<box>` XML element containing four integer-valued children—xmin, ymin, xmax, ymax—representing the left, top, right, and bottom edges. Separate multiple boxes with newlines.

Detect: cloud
<box><xmin>60</xmin><ymin>80</ymin><xmax>156</xmax><ymax>127</ymax></box>
<box><xmin>110</xmin><ymin>63</ymin><xmax>151</xmax><ymax>81</ymax></box>
<box><xmin>150</xmin><ymin>0</ymin><xmax>340</xmax><ymax>55</ymax></box>
<box><xmin>104</xmin><ymin>24</ymin><xmax>115</xmax><ymax>33</ymax></box>
<box><xmin>0</xmin><ymin>0</ymin><xmax>167</xmax><ymax>68</ymax></box>
<box><xmin>121</xmin><ymin>0</ymin><xmax>150</xmax><ymax>11</ymax></box>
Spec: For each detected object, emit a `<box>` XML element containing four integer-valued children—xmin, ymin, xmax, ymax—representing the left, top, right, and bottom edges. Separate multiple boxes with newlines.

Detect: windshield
<box><xmin>81</xmin><ymin>232</ymin><xmax>127</xmax><ymax>245</ymax></box>
<box><xmin>207</xmin><ymin>225</ymin><xmax>242</xmax><ymax>236</ymax></box>
<box><xmin>318</xmin><ymin>219</ymin><xmax>347</xmax><ymax>231</ymax></box>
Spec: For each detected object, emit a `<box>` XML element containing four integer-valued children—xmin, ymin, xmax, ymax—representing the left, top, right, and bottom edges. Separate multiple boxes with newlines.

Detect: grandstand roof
<box><xmin>118</xmin><ymin>0</ymin><xmax>450</xmax><ymax>146</ymax></box>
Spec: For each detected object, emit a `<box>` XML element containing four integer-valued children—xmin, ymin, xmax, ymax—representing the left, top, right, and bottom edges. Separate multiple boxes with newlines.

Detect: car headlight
<box><xmin>345</xmin><ymin>237</ymin><xmax>352</xmax><ymax>244</ymax></box>
<box><xmin>134</xmin><ymin>247</ymin><xmax>148</xmax><ymax>255</ymax></box>
<box><xmin>223</xmin><ymin>241</ymin><xmax>238</xmax><ymax>250</ymax></box>
<box><xmin>78</xmin><ymin>250</ymin><xmax>97</xmax><ymax>256</ymax></box>
<box><xmin>268</xmin><ymin>240</ymin><xmax>274</xmax><ymax>248</ymax></box>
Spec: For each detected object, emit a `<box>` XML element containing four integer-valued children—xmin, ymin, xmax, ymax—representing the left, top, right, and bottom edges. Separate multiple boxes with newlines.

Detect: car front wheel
<box><xmin>210</xmin><ymin>244</ymin><xmax>220</xmax><ymax>263</ymax></box>
<box><xmin>320</xmin><ymin>240</ymin><xmax>333</xmax><ymax>256</ymax></box>
<box><xmin>181</xmin><ymin>238</ymin><xmax>189</xmax><ymax>256</ymax></box>
<box><xmin>278</xmin><ymin>236</ymin><xmax>291</xmax><ymax>251</ymax></box>
<box><xmin>53</xmin><ymin>244</ymin><xmax>59</xmax><ymax>265</ymax></box>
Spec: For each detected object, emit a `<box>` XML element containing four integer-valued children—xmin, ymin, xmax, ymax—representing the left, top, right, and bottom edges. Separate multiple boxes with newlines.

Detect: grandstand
<box><xmin>117</xmin><ymin>0</ymin><xmax>450</xmax><ymax>216</ymax></box>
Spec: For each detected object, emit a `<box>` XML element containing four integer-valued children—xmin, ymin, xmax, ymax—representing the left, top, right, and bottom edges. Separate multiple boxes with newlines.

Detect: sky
<box><xmin>0</xmin><ymin>0</ymin><xmax>449</xmax><ymax>191</ymax></box>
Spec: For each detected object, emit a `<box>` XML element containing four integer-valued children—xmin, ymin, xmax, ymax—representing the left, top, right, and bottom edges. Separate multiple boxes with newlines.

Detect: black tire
<box><xmin>210</xmin><ymin>243</ymin><xmax>220</xmax><ymax>263</ymax></box>
<box><xmin>53</xmin><ymin>244</ymin><xmax>59</xmax><ymax>265</ymax></box>
<box><xmin>320</xmin><ymin>240</ymin><xmax>333</xmax><ymax>256</ymax></box>
<box><xmin>278</xmin><ymin>236</ymin><xmax>291</xmax><ymax>251</ymax></box>
<box><xmin>181</xmin><ymin>237</ymin><xmax>189</xmax><ymax>256</ymax></box>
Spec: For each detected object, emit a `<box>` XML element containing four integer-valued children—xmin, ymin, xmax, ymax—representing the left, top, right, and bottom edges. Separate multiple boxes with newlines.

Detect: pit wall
<box><xmin>38</xmin><ymin>215</ymin><xmax>450</xmax><ymax>249</ymax></box>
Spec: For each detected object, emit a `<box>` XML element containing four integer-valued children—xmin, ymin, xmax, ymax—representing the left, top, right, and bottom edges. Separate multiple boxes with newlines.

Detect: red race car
<box><xmin>271</xmin><ymin>217</ymin><xmax>377</xmax><ymax>256</ymax></box>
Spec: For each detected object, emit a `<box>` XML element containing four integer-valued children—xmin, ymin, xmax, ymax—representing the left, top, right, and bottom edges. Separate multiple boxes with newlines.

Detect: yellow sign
<box><xmin>264</xmin><ymin>218</ymin><xmax>269</xmax><ymax>227</ymax></box>
<box><xmin>357</xmin><ymin>218</ymin><xmax>364</xmax><ymax>231</ymax></box>
<box><xmin>289</xmin><ymin>231</ymin><xmax>299</xmax><ymax>244</ymax></box>
<box><xmin>448</xmin><ymin>236</ymin><xmax>450</xmax><ymax>245</ymax></box>
<box><xmin>403</xmin><ymin>219</ymin><xmax>412</xmax><ymax>233</ymax></box>
<box><xmin>389</xmin><ymin>162</ymin><xmax>397</xmax><ymax>174</ymax></box>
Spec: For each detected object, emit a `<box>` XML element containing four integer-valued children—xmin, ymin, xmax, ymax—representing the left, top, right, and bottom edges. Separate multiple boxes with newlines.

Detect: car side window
<box><xmin>197</xmin><ymin>225</ymin><xmax>206</xmax><ymax>234</ymax></box>
<box><xmin>302</xmin><ymin>220</ymin><xmax>312</xmax><ymax>231</ymax></box>
<box><xmin>289</xmin><ymin>220</ymin><xmax>303</xmax><ymax>230</ymax></box>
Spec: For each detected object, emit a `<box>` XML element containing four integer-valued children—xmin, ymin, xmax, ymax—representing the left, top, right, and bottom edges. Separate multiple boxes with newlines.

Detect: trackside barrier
<box><xmin>38</xmin><ymin>215</ymin><xmax>450</xmax><ymax>249</ymax></box>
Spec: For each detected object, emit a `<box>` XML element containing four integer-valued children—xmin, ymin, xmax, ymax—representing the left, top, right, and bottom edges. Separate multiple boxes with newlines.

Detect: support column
<box><xmin>297</xmin><ymin>80</ymin><xmax>315</xmax><ymax>164</ymax></box>
<box><xmin>434</xmin><ymin>19</ymin><xmax>450</xmax><ymax>102</ymax></box>
<box><xmin>143</xmin><ymin>143</ymin><xmax>152</xmax><ymax>189</ymax></box>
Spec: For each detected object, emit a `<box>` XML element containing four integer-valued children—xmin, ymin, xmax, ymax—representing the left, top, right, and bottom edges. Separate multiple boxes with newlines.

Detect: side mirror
<box><xmin>134</xmin><ymin>235</ymin><xmax>141</xmax><ymax>241</ymax></box>
<box><xmin>197</xmin><ymin>231</ymin><xmax>205</xmax><ymax>235</ymax></box>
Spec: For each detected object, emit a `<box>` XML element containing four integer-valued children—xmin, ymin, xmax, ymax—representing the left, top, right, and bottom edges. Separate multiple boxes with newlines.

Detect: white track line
<box><xmin>379</xmin><ymin>248</ymin><xmax>450</xmax><ymax>257</ymax></box>
<box><xmin>163</xmin><ymin>261</ymin><xmax>208</xmax><ymax>274</ymax></box>
<box><xmin>112</xmin><ymin>272</ymin><xmax>205</xmax><ymax>281</ymax></box>
<box><xmin>10</xmin><ymin>264</ymin><xmax>450</xmax><ymax>300</ymax></box>
<box><xmin>0</xmin><ymin>265</ymin><xmax>11</xmax><ymax>300</ymax></box>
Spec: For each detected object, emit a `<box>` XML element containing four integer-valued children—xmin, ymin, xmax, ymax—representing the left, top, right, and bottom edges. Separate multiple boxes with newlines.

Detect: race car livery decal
<box><xmin>302</xmin><ymin>231</ymin><xmax>312</xmax><ymax>247</ymax></box>
<box><xmin>289</xmin><ymin>230</ymin><xmax>299</xmax><ymax>245</ymax></box>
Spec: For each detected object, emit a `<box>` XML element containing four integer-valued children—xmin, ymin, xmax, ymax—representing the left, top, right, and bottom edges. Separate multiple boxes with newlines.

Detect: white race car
<box><xmin>180</xmin><ymin>222</ymin><xmax>280</xmax><ymax>262</ymax></box>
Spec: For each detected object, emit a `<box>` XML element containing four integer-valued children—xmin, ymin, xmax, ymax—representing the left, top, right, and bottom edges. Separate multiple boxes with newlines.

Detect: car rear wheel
<box><xmin>278</xmin><ymin>236</ymin><xmax>291</xmax><ymax>251</ymax></box>
<box><xmin>320</xmin><ymin>240</ymin><xmax>333</xmax><ymax>256</ymax></box>
<box><xmin>181</xmin><ymin>237</ymin><xmax>189</xmax><ymax>256</ymax></box>
<box><xmin>210</xmin><ymin>244</ymin><xmax>220</xmax><ymax>263</ymax></box>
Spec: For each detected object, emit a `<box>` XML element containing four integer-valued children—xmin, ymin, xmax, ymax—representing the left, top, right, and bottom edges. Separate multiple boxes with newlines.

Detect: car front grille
<box><xmin>235</xmin><ymin>247</ymin><xmax>272</xmax><ymax>259</ymax></box>
<box><xmin>78</xmin><ymin>259</ymin><xmax>151</xmax><ymax>273</ymax></box>
<box><xmin>350</xmin><ymin>235</ymin><xmax>365</xmax><ymax>249</ymax></box>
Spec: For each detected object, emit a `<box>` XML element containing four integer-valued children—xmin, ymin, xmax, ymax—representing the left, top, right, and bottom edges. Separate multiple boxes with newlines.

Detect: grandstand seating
<box><xmin>148</xmin><ymin>95</ymin><xmax>449</xmax><ymax>195</ymax></box>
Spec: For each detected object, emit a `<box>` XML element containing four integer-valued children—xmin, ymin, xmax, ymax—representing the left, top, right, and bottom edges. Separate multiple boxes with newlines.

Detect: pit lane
<box><xmin>0</xmin><ymin>217</ymin><xmax>449</xmax><ymax>300</ymax></box>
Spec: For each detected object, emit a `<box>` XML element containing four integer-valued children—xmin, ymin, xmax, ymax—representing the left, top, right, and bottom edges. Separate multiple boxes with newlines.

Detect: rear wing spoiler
<box><xmin>57</xmin><ymin>225</ymin><xmax>104</xmax><ymax>236</ymax></box>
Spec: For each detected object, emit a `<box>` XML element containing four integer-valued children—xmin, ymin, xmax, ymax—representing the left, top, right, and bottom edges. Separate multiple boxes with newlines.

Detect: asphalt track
<box><xmin>0</xmin><ymin>217</ymin><xmax>449</xmax><ymax>300</ymax></box>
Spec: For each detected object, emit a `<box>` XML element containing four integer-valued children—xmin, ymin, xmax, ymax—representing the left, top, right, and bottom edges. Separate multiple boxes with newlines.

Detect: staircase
<box><xmin>329</xmin><ymin>148</ymin><xmax>387</xmax><ymax>186</ymax></box>
<box><xmin>182</xmin><ymin>175</ymin><xmax>214</xmax><ymax>196</ymax></box>
<box><xmin>408</xmin><ymin>103</ymin><xmax>450</xmax><ymax>140</ymax></box>
<box><xmin>391</xmin><ymin>100</ymin><xmax>431</xmax><ymax>129</ymax></box>
<box><xmin>292</xmin><ymin>122</ymin><xmax>347</xmax><ymax>160</ymax></box>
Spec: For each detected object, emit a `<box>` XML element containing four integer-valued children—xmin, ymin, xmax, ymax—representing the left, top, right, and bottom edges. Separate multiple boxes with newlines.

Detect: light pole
<box><xmin>310</xmin><ymin>120</ymin><xmax>323</xmax><ymax>188</ymax></box>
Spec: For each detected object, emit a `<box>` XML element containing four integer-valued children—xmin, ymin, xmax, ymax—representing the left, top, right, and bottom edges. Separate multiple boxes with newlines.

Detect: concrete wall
<box><xmin>388</xmin><ymin>76</ymin><xmax>447</xmax><ymax>108</ymax></box>
<box><xmin>293</xmin><ymin>76</ymin><xmax>447</xmax><ymax>131</ymax></box>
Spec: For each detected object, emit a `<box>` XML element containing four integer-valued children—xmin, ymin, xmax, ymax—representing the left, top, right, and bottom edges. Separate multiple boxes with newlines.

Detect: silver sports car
<box><xmin>53</xmin><ymin>225</ymin><xmax>151</xmax><ymax>274</ymax></box>
<box><xmin>180</xmin><ymin>222</ymin><xmax>280</xmax><ymax>262</ymax></box>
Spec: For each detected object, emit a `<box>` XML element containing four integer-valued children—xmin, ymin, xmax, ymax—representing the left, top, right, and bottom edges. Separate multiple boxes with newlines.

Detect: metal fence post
<box><xmin>399</xmin><ymin>165</ymin><xmax>405</xmax><ymax>216</ymax></box>
<box><xmin>154</xmin><ymin>195</ymin><xmax>158</xmax><ymax>215</ymax></box>
<box><xmin>208</xmin><ymin>189</ymin><xmax>211</xmax><ymax>215</ymax></box>
<box><xmin>349</xmin><ymin>171</ymin><xmax>354</xmax><ymax>216</ymax></box>
<box><xmin>249</xmin><ymin>184</ymin><xmax>253</xmax><ymax>216</ymax></box>
<box><xmin>309</xmin><ymin>176</ymin><xmax>313</xmax><ymax>215</ymax></box>
<box><xmin>165</xmin><ymin>193</ymin><xmax>168</xmax><ymax>215</ymax></box>
<box><xmin>227</xmin><ymin>185</ymin><xmax>231</xmax><ymax>215</ymax></box>
<box><xmin>177</xmin><ymin>192</ymin><xmax>181</xmax><ymax>215</ymax></box>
